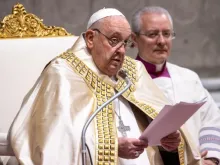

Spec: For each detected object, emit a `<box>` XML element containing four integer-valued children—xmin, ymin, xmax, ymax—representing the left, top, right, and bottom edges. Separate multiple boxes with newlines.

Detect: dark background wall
<box><xmin>1</xmin><ymin>0</ymin><xmax>220</xmax><ymax>77</ymax></box>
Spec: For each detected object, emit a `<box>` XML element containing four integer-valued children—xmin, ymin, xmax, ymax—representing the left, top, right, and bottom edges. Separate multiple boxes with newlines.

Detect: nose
<box><xmin>116</xmin><ymin>43</ymin><xmax>126</xmax><ymax>54</ymax></box>
<box><xmin>157</xmin><ymin>34</ymin><xmax>166</xmax><ymax>45</ymax></box>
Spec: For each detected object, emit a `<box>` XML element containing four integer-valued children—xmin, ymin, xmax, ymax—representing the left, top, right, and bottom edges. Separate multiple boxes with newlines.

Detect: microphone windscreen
<box><xmin>117</xmin><ymin>69</ymin><xmax>127</xmax><ymax>80</ymax></box>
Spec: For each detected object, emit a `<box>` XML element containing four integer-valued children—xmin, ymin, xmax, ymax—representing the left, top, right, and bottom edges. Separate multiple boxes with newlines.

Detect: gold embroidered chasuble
<box><xmin>10</xmin><ymin>35</ymin><xmax>197</xmax><ymax>165</ymax></box>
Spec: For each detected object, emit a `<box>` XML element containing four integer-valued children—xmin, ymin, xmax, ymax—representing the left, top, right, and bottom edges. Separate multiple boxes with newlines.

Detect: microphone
<box><xmin>81</xmin><ymin>69</ymin><xmax>132</xmax><ymax>165</ymax></box>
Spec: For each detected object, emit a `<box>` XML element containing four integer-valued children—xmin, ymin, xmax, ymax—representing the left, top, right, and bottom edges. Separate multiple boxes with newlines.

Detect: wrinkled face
<box><xmin>86</xmin><ymin>16</ymin><xmax>131</xmax><ymax>77</ymax></box>
<box><xmin>133</xmin><ymin>13</ymin><xmax>173</xmax><ymax>64</ymax></box>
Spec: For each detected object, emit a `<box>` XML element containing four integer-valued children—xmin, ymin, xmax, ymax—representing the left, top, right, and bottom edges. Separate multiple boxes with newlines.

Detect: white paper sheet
<box><xmin>139</xmin><ymin>99</ymin><xmax>206</xmax><ymax>146</ymax></box>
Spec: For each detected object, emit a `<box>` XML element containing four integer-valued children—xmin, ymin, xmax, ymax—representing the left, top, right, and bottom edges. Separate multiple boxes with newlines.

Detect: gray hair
<box><xmin>131</xmin><ymin>6</ymin><xmax>173</xmax><ymax>33</ymax></box>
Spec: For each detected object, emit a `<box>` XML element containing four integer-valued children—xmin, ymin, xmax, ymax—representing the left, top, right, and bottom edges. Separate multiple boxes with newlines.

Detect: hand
<box><xmin>160</xmin><ymin>130</ymin><xmax>181</xmax><ymax>152</ymax></box>
<box><xmin>202</xmin><ymin>159</ymin><xmax>217</xmax><ymax>165</ymax></box>
<box><xmin>118</xmin><ymin>137</ymin><xmax>148</xmax><ymax>159</ymax></box>
<box><xmin>201</xmin><ymin>151</ymin><xmax>219</xmax><ymax>165</ymax></box>
<box><xmin>201</xmin><ymin>150</ymin><xmax>208</xmax><ymax>158</ymax></box>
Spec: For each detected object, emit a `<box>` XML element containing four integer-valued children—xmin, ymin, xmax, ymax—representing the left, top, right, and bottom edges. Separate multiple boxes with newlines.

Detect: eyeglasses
<box><xmin>92</xmin><ymin>29</ymin><xmax>133</xmax><ymax>48</ymax></box>
<box><xmin>138</xmin><ymin>30</ymin><xmax>176</xmax><ymax>40</ymax></box>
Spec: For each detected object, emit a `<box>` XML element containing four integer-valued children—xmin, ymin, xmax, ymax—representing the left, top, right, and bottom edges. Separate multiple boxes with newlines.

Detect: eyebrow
<box><xmin>108</xmin><ymin>31</ymin><xmax>122</xmax><ymax>37</ymax></box>
<box><xmin>146</xmin><ymin>29</ymin><xmax>172</xmax><ymax>31</ymax></box>
<box><xmin>110</xmin><ymin>31</ymin><xmax>131</xmax><ymax>40</ymax></box>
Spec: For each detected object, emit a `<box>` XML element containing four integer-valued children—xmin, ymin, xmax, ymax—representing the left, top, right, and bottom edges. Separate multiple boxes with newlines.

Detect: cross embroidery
<box><xmin>117</xmin><ymin>117</ymin><xmax>130</xmax><ymax>137</ymax></box>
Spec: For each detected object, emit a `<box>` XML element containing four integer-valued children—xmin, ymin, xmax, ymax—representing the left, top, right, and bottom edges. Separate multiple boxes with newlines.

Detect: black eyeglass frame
<box><xmin>92</xmin><ymin>28</ymin><xmax>133</xmax><ymax>48</ymax></box>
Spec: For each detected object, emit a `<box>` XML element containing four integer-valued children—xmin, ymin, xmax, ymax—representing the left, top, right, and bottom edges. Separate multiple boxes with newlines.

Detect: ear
<box><xmin>131</xmin><ymin>32</ymin><xmax>138</xmax><ymax>48</ymax></box>
<box><xmin>85</xmin><ymin>30</ymin><xmax>95</xmax><ymax>49</ymax></box>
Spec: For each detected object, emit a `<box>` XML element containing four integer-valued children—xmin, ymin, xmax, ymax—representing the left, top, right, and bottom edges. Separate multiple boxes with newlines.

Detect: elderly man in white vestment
<box><xmin>132</xmin><ymin>6</ymin><xmax>220</xmax><ymax>165</ymax></box>
<box><xmin>9</xmin><ymin>8</ymin><xmax>183</xmax><ymax>165</ymax></box>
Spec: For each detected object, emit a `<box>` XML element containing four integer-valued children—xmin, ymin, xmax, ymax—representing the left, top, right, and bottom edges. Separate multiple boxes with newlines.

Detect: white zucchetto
<box><xmin>87</xmin><ymin>8</ymin><xmax>125</xmax><ymax>29</ymax></box>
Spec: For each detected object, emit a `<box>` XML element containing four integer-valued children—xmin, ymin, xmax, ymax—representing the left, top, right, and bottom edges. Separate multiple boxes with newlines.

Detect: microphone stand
<box><xmin>81</xmin><ymin>74</ymin><xmax>131</xmax><ymax>165</ymax></box>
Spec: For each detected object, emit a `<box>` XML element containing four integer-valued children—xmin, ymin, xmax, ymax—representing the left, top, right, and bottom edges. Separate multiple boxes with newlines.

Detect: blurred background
<box><xmin>0</xmin><ymin>0</ymin><xmax>219</xmax><ymax>103</ymax></box>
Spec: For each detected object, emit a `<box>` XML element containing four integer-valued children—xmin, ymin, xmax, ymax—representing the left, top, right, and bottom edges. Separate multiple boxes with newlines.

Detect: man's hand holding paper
<box><xmin>160</xmin><ymin>130</ymin><xmax>181</xmax><ymax>152</ymax></box>
<box><xmin>118</xmin><ymin>137</ymin><xmax>148</xmax><ymax>159</ymax></box>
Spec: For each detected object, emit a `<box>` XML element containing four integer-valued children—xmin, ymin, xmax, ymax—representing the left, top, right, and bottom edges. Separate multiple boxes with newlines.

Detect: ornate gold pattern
<box><xmin>59</xmin><ymin>51</ymin><xmax>185</xmax><ymax>164</ymax></box>
<box><xmin>59</xmin><ymin>51</ymin><xmax>118</xmax><ymax>165</ymax></box>
<box><xmin>178</xmin><ymin>136</ymin><xmax>185</xmax><ymax>165</ymax></box>
<box><xmin>115</xmin><ymin>56</ymin><xmax>158</xmax><ymax>119</ymax></box>
<box><xmin>0</xmin><ymin>3</ymin><xmax>71</xmax><ymax>38</ymax></box>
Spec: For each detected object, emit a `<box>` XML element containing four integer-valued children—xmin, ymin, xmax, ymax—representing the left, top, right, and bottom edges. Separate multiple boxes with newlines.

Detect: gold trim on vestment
<box><xmin>178</xmin><ymin>136</ymin><xmax>185</xmax><ymax>165</ymax></box>
<box><xmin>59</xmin><ymin>51</ymin><xmax>185</xmax><ymax>165</ymax></box>
<box><xmin>60</xmin><ymin>51</ymin><xmax>117</xmax><ymax>165</ymax></box>
<box><xmin>115</xmin><ymin>56</ymin><xmax>159</xmax><ymax>119</ymax></box>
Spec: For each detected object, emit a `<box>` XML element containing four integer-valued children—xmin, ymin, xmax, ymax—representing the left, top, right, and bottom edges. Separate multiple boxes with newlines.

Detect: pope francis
<box><xmin>9</xmin><ymin>8</ymin><xmax>184</xmax><ymax>165</ymax></box>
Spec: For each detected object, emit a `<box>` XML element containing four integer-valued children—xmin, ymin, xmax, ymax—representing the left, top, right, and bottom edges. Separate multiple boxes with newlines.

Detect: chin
<box><xmin>154</xmin><ymin>54</ymin><xmax>168</xmax><ymax>62</ymax></box>
<box><xmin>107</xmin><ymin>68</ymin><xmax>121</xmax><ymax>77</ymax></box>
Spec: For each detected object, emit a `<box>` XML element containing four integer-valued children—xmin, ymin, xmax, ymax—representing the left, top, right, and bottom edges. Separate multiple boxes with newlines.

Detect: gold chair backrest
<box><xmin>0</xmin><ymin>3</ymin><xmax>71</xmax><ymax>38</ymax></box>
